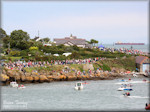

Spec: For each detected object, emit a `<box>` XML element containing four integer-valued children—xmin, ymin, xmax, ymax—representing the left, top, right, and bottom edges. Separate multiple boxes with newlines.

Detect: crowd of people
<box><xmin>100</xmin><ymin>47</ymin><xmax>148</xmax><ymax>55</ymax></box>
<box><xmin>0</xmin><ymin>57</ymin><xmax>106</xmax><ymax>73</ymax></box>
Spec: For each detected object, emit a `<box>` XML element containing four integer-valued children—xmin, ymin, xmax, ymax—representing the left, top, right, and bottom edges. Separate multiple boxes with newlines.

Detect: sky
<box><xmin>1</xmin><ymin>0</ymin><xmax>149</xmax><ymax>44</ymax></box>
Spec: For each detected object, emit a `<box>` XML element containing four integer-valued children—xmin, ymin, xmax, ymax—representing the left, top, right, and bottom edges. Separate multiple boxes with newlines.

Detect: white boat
<box><xmin>17</xmin><ymin>85</ymin><xmax>26</xmax><ymax>89</ymax></box>
<box><xmin>75</xmin><ymin>82</ymin><xmax>83</xmax><ymax>90</ymax></box>
<box><xmin>117</xmin><ymin>87</ymin><xmax>133</xmax><ymax>91</ymax></box>
<box><xmin>133</xmin><ymin>73</ymin><xmax>138</xmax><ymax>77</ymax></box>
<box><xmin>10</xmin><ymin>81</ymin><xmax>18</xmax><ymax>88</ymax></box>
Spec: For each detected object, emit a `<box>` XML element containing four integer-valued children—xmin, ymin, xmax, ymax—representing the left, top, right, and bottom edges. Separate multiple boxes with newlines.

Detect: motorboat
<box><xmin>10</xmin><ymin>81</ymin><xmax>18</xmax><ymax>88</ymax></box>
<box><xmin>121</xmin><ymin>79</ymin><xmax>125</xmax><ymax>82</ymax></box>
<box><xmin>118</xmin><ymin>87</ymin><xmax>133</xmax><ymax>91</ymax></box>
<box><xmin>123</xmin><ymin>92</ymin><xmax>130</xmax><ymax>96</ymax></box>
<box><xmin>17</xmin><ymin>85</ymin><xmax>26</xmax><ymax>89</ymax></box>
<box><xmin>133</xmin><ymin>73</ymin><xmax>138</xmax><ymax>77</ymax></box>
<box><xmin>145</xmin><ymin>104</ymin><xmax>150</xmax><ymax>110</ymax></box>
<box><xmin>75</xmin><ymin>82</ymin><xmax>83</xmax><ymax>90</ymax></box>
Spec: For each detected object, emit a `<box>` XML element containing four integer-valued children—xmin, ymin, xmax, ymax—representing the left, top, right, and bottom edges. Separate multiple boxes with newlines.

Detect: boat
<box><xmin>17</xmin><ymin>84</ymin><xmax>26</xmax><ymax>89</ymax></box>
<box><xmin>145</xmin><ymin>104</ymin><xmax>150</xmax><ymax>110</ymax></box>
<box><xmin>121</xmin><ymin>79</ymin><xmax>125</xmax><ymax>82</ymax></box>
<box><xmin>10</xmin><ymin>81</ymin><xmax>18</xmax><ymax>88</ymax></box>
<box><xmin>118</xmin><ymin>86</ymin><xmax>133</xmax><ymax>91</ymax></box>
<box><xmin>75</xmin><ymin>82</ymin><xmax>83</xmax><ymax>90</ymax></box>
<box><xmin>82</xmin><ymin>81</ymin><xmax>89</xmax><ymax>84</ymax></box>
<box><xmin>133</xmin><ymin>73</ymin><xmax>138</xmax><ymax>77</ymax></box>
<box><xmin>123</xmin><ymin>92</ymin><xmax>130</xmax><ymax>96</ymax></box>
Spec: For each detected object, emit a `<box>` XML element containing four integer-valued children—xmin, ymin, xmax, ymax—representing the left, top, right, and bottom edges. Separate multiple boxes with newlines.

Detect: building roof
<box><xmin>54</xmin><ymin>38</ymin><xmax>87</xmax><ymax>45</ymax></box>
<box><xmin>135</xmin><ymin>56</ymin><xmax>149</xmax><ymax>64</ymax></box>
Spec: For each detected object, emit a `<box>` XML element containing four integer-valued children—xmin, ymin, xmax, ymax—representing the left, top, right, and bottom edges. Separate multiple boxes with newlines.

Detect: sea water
<box><xmin>1</xmin><ymin>78</ymin><xmax>149</xmax><ymax>111</ymax></box>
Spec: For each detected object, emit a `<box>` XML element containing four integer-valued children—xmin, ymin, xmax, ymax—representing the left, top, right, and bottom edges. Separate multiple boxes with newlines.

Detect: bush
<box><xmin>69</xmin><ymin>51</ymin><xmax>82</xmax><ymax>59</ymax></box>
<box><xmin>29</xmin><ymin>46</ymin><xmax>39</xmax><ymax>51</ymax></box>
<box><xmin>20</xmin><ymin>50</ymin><xmax>28</xmax><ymax>56</ymax></box>
<box><xmin>10</xmin><ymin>50</ymin><xmax>20</xmax><ymax>56</ymax></box>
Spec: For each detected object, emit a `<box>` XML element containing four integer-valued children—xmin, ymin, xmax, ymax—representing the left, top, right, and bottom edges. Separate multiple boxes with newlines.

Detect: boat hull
<box><xmin>118</xmin><ymin>88</ymin><xmax>132</xmax><ymax>91</ymax></box>
<box><xmin>145</xmin><ymin>105</ymin><xmax>150</xmax><ymax>110</ymax></box>
<box><xmin>75</xmin><ymin>86</ymin><xmax>83</xmax><ymax>90</ymax></box>
<box><xmin>10</xmin><ymin>82</ymin><xmax>18</xmax><ymax>88</ymax></box>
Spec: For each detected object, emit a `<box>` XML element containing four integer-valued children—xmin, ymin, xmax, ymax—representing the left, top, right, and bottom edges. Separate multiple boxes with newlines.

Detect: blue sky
<box><xmin>2</xmin><ymin>1</ymin><xmax>148</xmax><ymax>44</ymax></box>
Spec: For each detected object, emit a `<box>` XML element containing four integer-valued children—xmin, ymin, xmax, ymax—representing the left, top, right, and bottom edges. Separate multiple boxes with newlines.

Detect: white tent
<box><xmin>53</xmin><ymin>54</ymin><xmax>59</xmax><ymax>56</ymax></box>
<box><xmin>62</xmin><ymin>53</ymin><xmax>72</xmax><ymax>57</ymax></box>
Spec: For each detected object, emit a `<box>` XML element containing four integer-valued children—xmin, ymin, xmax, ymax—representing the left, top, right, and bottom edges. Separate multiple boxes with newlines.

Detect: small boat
<box><xmin>133</xmin><ymin>73</ymin><xmax>138</xmax><ymax>77</ymax></box>
<box><xmin>82</xmin><ymin>81</ymin><xmax>88</xmax><ymax>84</ymax></box>
<box><xmin>121</xmin><ymin>79</ymin><xmax>125</xmax><ymax>82</ymax></box>
<box><xmin>10</xmin><ymin>81</ymin><xmax>18</xmax><ymax>88</ymax></box>
<box><xmin>123</xmin><ymin>92</ymin><xmax>130</xmax><ymax>96</ymax></box>
<box><xmin>145</xmin><ymin>104</ymin><xmax>150</xmax><ymax>110</ymax></box>
<box><xmin>75</xmin><ymin>82</ymin><xmax>83</xmax><ymax>90</ymax></box>
<box><xmin>17</xmin><ymin>85</ymin><xmax>26</xmax><ymax>89</ymax></box>
<box><xmin>118</xmin><ymin>87</ymin><xmax>133</xmax><ymax>91</ymax></box>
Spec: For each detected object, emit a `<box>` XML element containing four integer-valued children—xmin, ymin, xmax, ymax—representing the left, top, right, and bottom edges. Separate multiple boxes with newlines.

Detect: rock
<box><xmin>32</xmin><ymin>75</ymin><xmax>39</xmax><ymax>81</ymax></box>
<box><xmin>20</xmin><ymin>75</ymin><xmax>26</xmax><ymax>81</ymax></box>
<box><xmin>39</xmin><ymin>75</ymin><xmax>48</xmax><ymax>82</ymax></box>
<box><xmin>59</xmin><ymin>75</ymin><xmax>66</xmax><ymax>80</ymax></box>
<box><xmin>67</xmin><ymin>75</ymin><xmax>77</xmax><ymax>81</ymax></box>
<box><xmin>0</xmin><ymin>74</ymin><xmax>9</xmax><ymax>81</ymax></box>
<box><xmin>15</xmin><ymin>75</ymin><xmax>20</xmax><ymax>81</ymax></box>
<box><xmin>6</xmin><ymin>70</ymin><xmax>14</xmax><ymax>77</ymax></box>
<box><xmin>32</xmin><ymin>72</ymin><xmax>39</xmax><ymax>76</ymax></box>
<box><xmin>25</xmin><ymin>73</ymin><xmax>31</xmax><ymax>76</ymax></box>
<box><xmin>77</xmin><ymin>75</ymin><xmax>82</xmax><ymax>80</ymax></box>
<box><xmin>2</xmin><ymin>69</ymin><xmax>6</xmax><ymax>74</ymax></box>
<box><xmin>47</xmin><ymin>75</ymin><xmax>53</xmax><ymax>79</ymax></box>
<box><xmin>52</xmin><ymin>75</ymin><xmax>60</xmax><ymax>81</ymax></box>
<box><xmin>26</xmin><ymin>76</ymin><xmax>33</xmax><ymax>82</ymax></box>
<box><xmin>83</xmin><ymin>64</ymin><xmax>94</xmax><ymax>71</ymax></box>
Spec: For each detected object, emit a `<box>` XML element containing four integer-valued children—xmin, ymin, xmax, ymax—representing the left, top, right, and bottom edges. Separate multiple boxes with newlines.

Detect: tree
<box><xmin>2</xmin><ymin>36</ymin><xmax>11</xmax><ymax>48</ymax></box>
<box><xmin>0</xmin><ymin>28</ymin><xmax>8</xmax><ymax>47</ymax></box>
<box><xmin>43</xmin><ymin>37</ymin><xmax>50</xmax><ymax>42</ymax></box>
<box><xmin>10</xmin><ymin>30</ymin><xmax>30</xmax><ymax>50</ymax></box>
<box><xmin>57</xmin><ymin>44</ymin><xmax>65</xmax><ymax>49</ymax></box>
<box><xmin>39</xmin><ymin>37</ymin><xmax>50</xmax><ymax>43</ymax></box>
<box><xmin>72</xmin><ymin>45</ymin><xmax>79</xmax><ymax>51</ymax></box>
<box><xmin>89</xmin><ymin>39</ymin><xmax>99</xmax><ymax>47</ymax></box>
<box><xmin>70</xmin><ymin>51</ymin><xmax>81</xmax><ymax>59</ymax></box>
<box><xmin>0</xmin><ymin>28</ymin><xmax>7</xmax><ymax>39</ymax></box>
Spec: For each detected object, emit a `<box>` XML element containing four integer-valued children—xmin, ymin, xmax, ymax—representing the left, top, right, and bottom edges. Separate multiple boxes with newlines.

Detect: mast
<box><xmin>38</xmin><ymin>30</ymin><xmax>39</xmax><ymax>37</ymax></box>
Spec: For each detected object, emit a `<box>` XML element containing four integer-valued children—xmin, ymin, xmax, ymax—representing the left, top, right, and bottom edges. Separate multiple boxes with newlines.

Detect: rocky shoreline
<box><xmin>0</xmin><ymin>67</ymin><xmax>148</xmax><ymax>86</ymax></box>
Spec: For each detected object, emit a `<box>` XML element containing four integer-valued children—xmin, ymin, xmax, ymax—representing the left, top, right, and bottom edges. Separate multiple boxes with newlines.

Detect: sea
<box><xmin>1</xmin><ymin>77</ymin><xmax>149</xmax><ymax>111</ymax></box>
<box><xmin>102</xmin><ymin>44</ymin><xmax>149</xmax><ymax>53</ymax></box>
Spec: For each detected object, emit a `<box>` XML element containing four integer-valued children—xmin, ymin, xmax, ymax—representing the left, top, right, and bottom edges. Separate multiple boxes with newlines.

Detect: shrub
<box><xmin>10</xmin><ymin>50</ymin><xmax>20</xmax><ymax>56</ymax></box>
<box><xmin>29</xmin><ymin>46</ymin><xmax>39</xmax><ymax>51</ymax></box>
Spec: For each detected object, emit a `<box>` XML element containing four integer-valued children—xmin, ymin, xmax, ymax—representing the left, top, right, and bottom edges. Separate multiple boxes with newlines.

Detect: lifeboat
<box><xmin>10</xmin><ymin>81</ymin><xmax>18</xmax><ymax>88</ymax></box>
<box><xmin>75</xmin><ymin>82</ymin><xmax>83</xmax><ymax>90</ymax></box>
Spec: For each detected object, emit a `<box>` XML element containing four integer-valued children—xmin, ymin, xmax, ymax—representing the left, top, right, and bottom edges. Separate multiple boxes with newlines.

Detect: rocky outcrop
<box><xmin>1</xmin><ymin>67</ymin><xmax>143</xmax><ymax>86</ymax></box>
<box><xmin>83</xmin><ymin>64</ymin><xmax>94</xmax><ymax>71</ymax></box>
<box><xmin>39</xmin><ymin>75</ymin><xmax>48</xmax><ymax>82</ymax></box>
<box><xmin>0</xmin><ymin>74</ymin><xmax>9</xmax><ymax>81</ymax></box>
